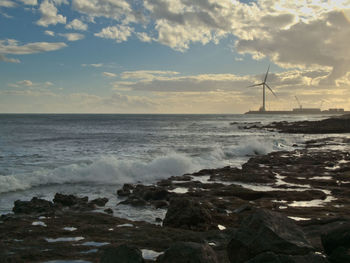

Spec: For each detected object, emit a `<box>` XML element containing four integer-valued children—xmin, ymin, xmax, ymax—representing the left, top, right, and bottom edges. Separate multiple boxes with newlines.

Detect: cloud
<box><xmin>18</xmin><ymin>0</ymin><xmax>37</xmax><ymax>5</ymax></box>
<box><xmin>72</xmin><ymin>0</ymin><xmax>135</xmax><ymax>23</ymax></box>
<box><xmin>65</xmin><ymin>18</ymin><xmax>88</xmax><ymax>31</ymax></box>
<box><xmin>0</xmin><ymin>0</ymin><xmax>16</xmax><ymax>8</ymax></box>
<box><xmin>8</xmin><ymin>79</ymin><xmax>54</xmax><ymax>89</ymax></box>
<box><xmin>136</xmin><ymin>32</ymin><xmax>154</xmax><ymax>43</ymax></box>
<box><xmin>36</xmin><ymin>0</ymin><xmax>66</xmax><ymax>27</ymax></box>
<box><xmin>94</xmin><ymin>25</ymin><xmax>133</xmax><ymax>43</ymax></box>
<box><xmin>0</xmin><ymin>39</ymin><xmax>67</xmax><ymax>54</ymax></box>
<box><xmin>0</xmin><ymin>54</ymin><xmax>20</xmax><ymax>63</ymax></box>
<box><xmin>121</xmin><ymin>70</ymin><xmax>180</xmax><ymax>80</ymax></box>
<box><xmin>59</xmin><ymin>33</ymin><xmax>85</xmax><ymax>41</ymax></box>
<box><xmin>44</xmin><ymin>30</ymin><xmax>55</xmax><ymax>36</ymax></box>
<box><xmin>81</xmin><ymin>63</ymin><xmax>103</xmax><ymax>67</ymax></box>
<box><xmin>102</xmin><ymin>72</ymin><xmax>116</xmax><ymax>78</ymax></box>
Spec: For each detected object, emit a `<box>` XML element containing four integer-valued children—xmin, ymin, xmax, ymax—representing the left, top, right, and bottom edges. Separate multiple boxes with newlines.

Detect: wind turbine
<box><xmin>248</xmin><ymin>65</ymin><xmax>277</xmax><ymax>112</ymax></box>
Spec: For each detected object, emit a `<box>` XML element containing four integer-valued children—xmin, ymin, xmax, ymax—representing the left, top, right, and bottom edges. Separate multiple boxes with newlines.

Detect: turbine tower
<box><xmin>248</xmin><ymin>65</ymin><xmax>277</xmax><ymax>111</ymax></box>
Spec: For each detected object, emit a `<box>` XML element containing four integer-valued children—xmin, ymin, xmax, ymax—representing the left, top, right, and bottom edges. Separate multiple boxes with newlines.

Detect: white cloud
<box><xmin>121</xmin><ymin>70</ymin><xmax>180</xmax><ymax>80</ymax></box>
<box><xmin>65</xmin><ymin>18</ymin><xmax>88</xmax><ymax>31</ymax></box>
<box><xmin>59</xmin><ymin>33</ymin><xmax>85</xmax><ymax>41</ymax></box>
<box><xmin>136</xmin><ymin>32</ymin><xmax>153</xmax><ymax>43</ymax></box>
<box><xmin>94</xmin><ymin>25</ymin><xmax>133</xmax><ymax>43</ymax></box>
<box><xmin>102</xmin><ymin>72</ymin><xmax>116</xmax><ymax>78</ymax></box>
<box><xmin>8</xmin><ymin>79</ymin><xmax>54</xmax><ymax>89</ymax></box>
<box><xmin>0</xmin><ymin>0</ymin><xmax>16</xmax><ymax>8</ymax></box>
<box><xmin>18</xmin><ymin>0</ymin><xmax>37</xmax><ymax>5</ymax></box>
<box><xmin>0</xmin><ymin>54</ymin><xmax>20</xmax><ymax>63</ymax></box>
<box><xmin>0</xmin><ymin>39</ymin><xmax>67</xmax><ymax>54</ymax></box>
<box><xmin>44</xmin><ymin>30</ymin><xmax>55</xmax><ymax>36</ymax></box>
<box><xmin>72</xmin><ymin>0</ymin><xmax>135</xmax><ymax>23</ymax></box>
<box><xmin>81</xmin><ymin>63</ymin><xmax>103</xmax><ymax>67</ymax></box>
<box><xmin>36</xmin><ymin>0</ymin><xmax>66</xmax><ymax>27</ymax></box>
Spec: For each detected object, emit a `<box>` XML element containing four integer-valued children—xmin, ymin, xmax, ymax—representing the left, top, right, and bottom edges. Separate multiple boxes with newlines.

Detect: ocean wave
<box><xmin>0</xmin><ymin>136</ymin><xmax>296</xmax><ymax>194</ymax></box>
<box><xmin>0</xmin><ymin>153</ymin><xmax>201</xmax><ymax>194</ymax></box>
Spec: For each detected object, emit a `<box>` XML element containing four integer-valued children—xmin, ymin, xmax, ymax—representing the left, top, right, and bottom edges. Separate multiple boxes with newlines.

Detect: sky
<box><xmin>1</xmin><ymin>0</ymin><xmax>350</xmax><ymax>113</ymax></box>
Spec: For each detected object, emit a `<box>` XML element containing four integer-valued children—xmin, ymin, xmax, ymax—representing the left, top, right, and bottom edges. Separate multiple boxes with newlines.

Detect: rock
<box><xmin>100</xmin><ymin>244</ymin><xmax>144</xmax><ymax>263</ymax></box>
<box><xmin>104</xmin><ymin>208</ymin><xmax>113</xmax><ymax>214</ymax></box>
<box><xmin>163</xmin><ymin>198</ymin><xmax>213</xmax><ymax>231</ymax></box>
<box><xmin>157</xmin><ymin>242</ymin><xmax>218</xmax><ymax>263</ymax></box>
<box><xmin>246</xmin><ymin>251</ymin><xmax>329</xmax><ymax>263</ymax></box>
<box><xmin>12</xmin><ymin>197</ymin><xmax>54</xmax><ymax>215</ymax></box>
<box><xmin>321</xmin><ymin>223</ymin><xmax>350</xmax><ymax>262</ymax></box>
<box><xmin>227</xmin><ymin>209</ymin><xmax>314</xmax><ymax>263</ymax></box>
<box><xmin>152</xmin><ymin>200</ymin><xmax>169</xmax><ymax>209</ymax></box>
<box><xmin>117</xmin><ymin>184</ymin><xmax>134</xmax><ymax>197</ymax></box>
<box><xmin>53</xmin><ymin>193</ymin><xmax>88</xmax><ymax>207</ymax></box>
<box><xmin>89</xmin><ymin>197</ymin><xmax>108</xmax><ymax>207</ymax></box>
<box><xmin>143</xmin><ymin>189</ymin><xmax>169</xmax><ymax>201</ymax></box>
<box><xmin>119</xmin><ymin>197</ymin><xmax>147</xmax><ymax>207</ymax></box>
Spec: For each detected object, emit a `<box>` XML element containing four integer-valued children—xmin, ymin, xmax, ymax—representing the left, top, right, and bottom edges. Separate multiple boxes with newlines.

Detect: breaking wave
<box><xmin>0</xmin><ymin>136</ymin><xmax>296</xmax><ymax>194</ymax></box>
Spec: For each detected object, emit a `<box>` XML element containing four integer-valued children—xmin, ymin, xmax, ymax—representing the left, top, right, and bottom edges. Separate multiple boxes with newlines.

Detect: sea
<box><xmin>0</xmin><ymin>114</ymin><xmax>338</xmax><ymax>222</ymax></box>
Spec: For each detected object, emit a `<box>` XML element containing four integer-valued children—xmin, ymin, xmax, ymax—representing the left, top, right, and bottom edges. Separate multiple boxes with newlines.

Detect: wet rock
<box><xmin>89</xmin><ymin>197</ymin><xmax>108</xmax><ymax>207</ymax></box>
<box><xmin>143</xmin><ymin>189</ymin><xmax>169</xmax><ymax>201</ymax></box>
<box><xmin>321</xmin><ymin>223</ymin><xmax>350</xmax><ymax>262</ymax></box>
<box><xmin>163</xmin><ymin>198</ymin><xmax>213</xmax><ymax>231</ymax></box>
<box><xmin>227</xmin><ymin>209</ymin><xmax>314</xmax><ymax>263</ymax></box>
<box><xmin>117</xmin><ymin>184</ymin><xmax>135</xmax><ymax>197</ymax></box>
<box><xmin>53</xmin><ymin>193</ymin><xmax>88</xmax><ymax>207</ymax></box>
<box><xmin>104</xmin><ymin>208</ymin><xmax>113</xmax><ymax>214</ymax></box>
<box><xmin>100</xmin><ymin>244</ymin><xmax>144</xmax><ymax>263</ymax></box>
<box><xmin>157</xmin><ymin>242</ymin><xmax>218</xmax><ymax>263</ymax></box>
<box><xmin>12</xmin><ymin>197</ymin><xmax>54</xmax><ymax>215</ymax></box>
<box><xmin>152</xmin><ymin>200</ymin><xmax>169</xmax><ymax>209</ymax></box>
<box><xmin>261</xmin><ymin>114</ymin><xmax>350</xmax><ymax>134</ymax></box>
<box><xmin>246</xmin><ymin>251</ymin><xmax>329</xmax><ymax>263</ymax></box>
<box><xmin>119</xmin><ymin>197</ymin><xmax>147</xmax><ymax>207</ymax></box>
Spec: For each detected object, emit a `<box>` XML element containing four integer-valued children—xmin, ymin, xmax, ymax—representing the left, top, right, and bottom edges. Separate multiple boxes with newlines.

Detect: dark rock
<box><xmin>321</xmin><ymin>223</ymin><xmax>350</xmax><ymax>262</ymax></box>
<box><xmin>152</xmin><ymin>200</ymin><xmax>169</xmax><ymax>209</ymax></box>
<box><xmin>157</xmin><ymin>242</ymin><xmax>218</xmax><ymax>263</ymax></box>
<box><xmin>143</xmin><ymin>189</ymin><xmax>169</xmax><ymax>201</ymax></box>
<box><xmin>246</xmin><ymin>251</ymin><xmax>329</xmax><ymax>263</ymax></box>
<box><xmin>53</xmin><ymin>193</ymin><xmax>88</xmax><ymax>207</ymax></box>
<box><xmin>89</xmin><ymin>197</ymin><xmax>108</xmax><ymax>207</ymax></box>
<box><xmin>100</xmin><ymin>244</ymin><xmax>144</xmax><ymax>263</ymax></box>
<box><xmin>104</xmin><ymin>208</ymin><xmax>113</xmax><ymax>214</ymax></box>
<box><xmin>155</xmin><ymin>217</ymin><xmax>163</xmax><ymax>223</ymax></box>
<box><xmin>119</xmin><ymin>197</ymin><xmax>147</xmax><ymax>207</ymax></box>
<box><xmin>117</xmin><ymin>189</ymin><xmax>131</xmax><ymax>197</ymax></box>
<box><xmin>12</xmin><ymin>197</ymin><xmax>54</xmax><ymax>215</ymax></box>
<box><xmin>163</xmin><ymin>198</ymin><xmax>213</xmax><ymax>231</ymax></box>
<box><xmin>117</xmin><ymin>184</ymin><xmax>135</xmax><ymax>197</ymax></box>
<box><xmin>227</xmin><ymin>209</ymin><xmax>314</xmax><ymax>263</ymax></box>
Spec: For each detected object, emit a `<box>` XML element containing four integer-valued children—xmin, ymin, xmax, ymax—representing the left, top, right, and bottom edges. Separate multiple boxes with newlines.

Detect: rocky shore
<box><xmin>246</xmin><ymin>114</ymin><xmax>350</xmax><ymax>134</ymax></box>
<box><xmin>2</xmin><ymin>135</ymin><xmax>350</xmax><ymax>262</ymax></box>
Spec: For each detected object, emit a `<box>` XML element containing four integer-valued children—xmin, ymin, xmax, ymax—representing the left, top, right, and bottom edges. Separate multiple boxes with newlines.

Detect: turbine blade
<box><xmin>247</xmin><ymin>83</ymin><xmax>264</xmax><ymax>88</ymax></box>
<box><xmin>265</xmin><ymin>83</ymin><xmax>277</xmax><ymax>97</ymax></box>
<box><xmin>264</xmin><ymin>64</ymin><xmax>270</xmax><ymax>83</ymax></box>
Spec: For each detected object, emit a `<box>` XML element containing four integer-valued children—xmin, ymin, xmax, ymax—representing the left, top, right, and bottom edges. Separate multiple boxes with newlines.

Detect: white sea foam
<box><xmin>0</xmin><ymin>135</ymin><xmax>294</xmax><ymax>194</ymax></box>
<box><xmin>0</xmin><ymin>153</ymin><xmax>200</xmax><ymax>194</ymax></box>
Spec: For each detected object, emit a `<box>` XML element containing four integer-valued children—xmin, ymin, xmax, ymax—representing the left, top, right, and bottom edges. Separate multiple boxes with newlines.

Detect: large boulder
<box><xmin>89</xmin><ymin>197</ymin><xmax>108</xmax><ymax>207</ymax></box>
<box><xmin>53</xmin><ymin>193</ymin><xmax>88</xmax><ymax>207</ymax></box>
<box><xmin>321</xmin><ymin>223</ymin><xmax>350</xmax><ymax>263</ymax></box>
<box><xmin>227</xmin><ymin>209</ymin><xmax>314</xmax><ymax>263</ymax></box>
<box><xmin>100</xmin><ymin>244</ymin><xmax>144</xmax><ymax>263</ymax></box>
<box><xmin>157</xmin><ymin>242</ymin><xmax>218</xmax><ymax>263</ymax></box>
<box><xmin>12</xmin><ymin>197</ymin><xmax>54</xmax><ymax>214</ymax></box>
<box><xmin>163</xmin><ymin>198</ymin><xmax>213</xmax><ymax>231</ymax></box>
